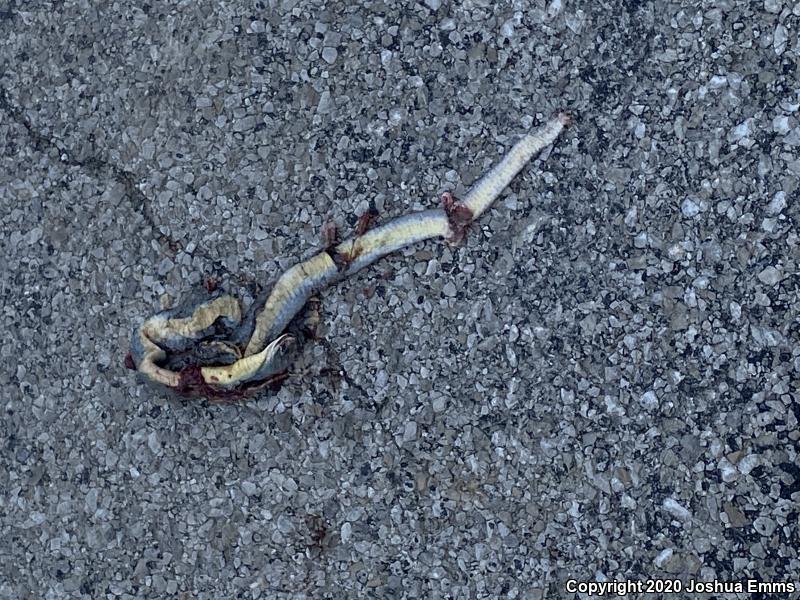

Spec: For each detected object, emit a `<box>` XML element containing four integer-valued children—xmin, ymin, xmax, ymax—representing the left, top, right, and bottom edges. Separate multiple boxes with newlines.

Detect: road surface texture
<box><xmin>1</xmin><ymin>1</ymin><xmax>797</xmax><ymax>598</ymax></box>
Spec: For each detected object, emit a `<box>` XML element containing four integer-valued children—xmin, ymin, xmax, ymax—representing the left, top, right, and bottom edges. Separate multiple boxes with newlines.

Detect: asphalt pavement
<box><xmin>1</xmin><ymin>1</ymin><xmax>798</xmax><ymax>598</ymax></box>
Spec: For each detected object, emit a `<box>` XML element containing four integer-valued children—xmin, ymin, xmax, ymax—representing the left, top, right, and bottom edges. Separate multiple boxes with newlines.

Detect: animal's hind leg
<box><xmin>320</xmin><ymin>221</ymin><xmax>338</xmax><ymax>250</ymax></box>
<box><xmin>299</xmin><ymin>296</ymin><xmax>324</xmax><ymax>340</ymax></box>
<box><xmin>354</xmin><ymin>208</ymin><xmax>378</xmax><ymax>236</ymax></box>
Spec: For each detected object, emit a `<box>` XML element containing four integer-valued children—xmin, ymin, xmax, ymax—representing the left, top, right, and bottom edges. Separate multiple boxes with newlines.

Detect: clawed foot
<box><xmin>302</xmin><ymin>296</ymin><xmax>324</xmax><ymax>340</ymax></box>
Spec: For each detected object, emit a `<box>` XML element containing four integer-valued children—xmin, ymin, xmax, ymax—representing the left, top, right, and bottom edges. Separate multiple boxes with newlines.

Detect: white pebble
<box><xmin>639</xmin><ymin>390</ymin><xmax>658</xmax><ymax>409</ymax></box>
<box><xmin>719</xmin><ymin>457</ymin><xmax>739</xmax><ymax>482</ymax></box>
<box><xmin>753</xmin><ymin>516</ymin><xmax>776</xmax><ymax>537</ymax></box>
<box><xmin>341</xmin><ymin>522</ymin><xmax>352</xmax><ymax>543</ymax></box>
<box><xmin>783</xmin><ymin>128</ymin><xmax>800</xmax><ymax>146</ymax></box>
<box><xmin>730</xmin><ymin>118</ymin><xmax>753</xmax><ymax>141</ymax></box>
<box><xmin>737</xmin><ymin>453</ymin><xmax>759</xmax><ymax>475</ymax></box>
<box><xmin>321</xmin><ymin>47</ymin><xmax>337</xmax><ymax>64</ymax></box>
<box><xmin>403</xmin><ymin>421</ymin><xmax>417</xmax><ymax>442</ymax></box>
<box><xmin>547</xmin><ymin>0</ymin><xmax>562</xmax><ymax>17</ymax></box>
<box><xmin>773</xmin><ymin>115</ymin><xmax>790</xmax><ymax>134</ymax></box>
<box><xmin>774</xmin><ymin>24</ymin><xmax>787</xmax><ymax>55</ymax></box>
<box><xmin>766</xmin><ymin>191</ymin><xmax>787</xmax><ymax>215</ymax></box>
<box><xmin>708</xmin><ymin>75</ymin><xmax>727</xmax><ymax>88</ymax></box>
<box><xmin>654</xmin><ymin>548</ymin><xmax>673</xmax><ymax>567</ymax></box>
<box><xmin>663</xmin><ymin>498</ymin><xmax>692</xmax><ymax>521</ymax></box>
<box><xmin>500</xmin><ymin>19</ymin><xmax>516</xmax><ymax>38</ymax></box>
<box><xmin>729</xmin><ymin>301</ymin><xmax>742</xmax><ymax>321</ymax></box>
<box><xmin>757</xmin><ymin>266</ymin><xmax>782</xmax><ymax>285</ymax></box>
<box><xmin>681</xmin><ymin>196</ymin><xmax>701</xmax><ymax>217</ymax></box>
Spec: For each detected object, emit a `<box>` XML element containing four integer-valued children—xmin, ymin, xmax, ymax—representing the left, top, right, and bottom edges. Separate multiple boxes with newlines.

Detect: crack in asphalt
<box><xmin>0</xmin><ymin>85</ymin><xmax>181</xmax><ymax>256</ymax></box>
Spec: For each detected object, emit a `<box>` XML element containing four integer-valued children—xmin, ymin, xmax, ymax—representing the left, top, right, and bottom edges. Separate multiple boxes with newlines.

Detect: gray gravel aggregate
<box><xmin>1</xmin><ymin>1</ymin><xmax>798</xmax><ymax>599</ymax></box>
